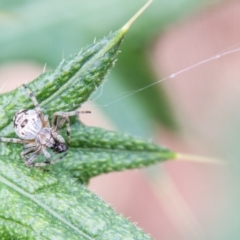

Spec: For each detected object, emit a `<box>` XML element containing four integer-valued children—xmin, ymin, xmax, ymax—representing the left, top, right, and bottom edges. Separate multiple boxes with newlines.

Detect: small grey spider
<box><xmin>0</xmin><ymin>84</ymin><xmax>89</xmax><ymax>167</ymax></box>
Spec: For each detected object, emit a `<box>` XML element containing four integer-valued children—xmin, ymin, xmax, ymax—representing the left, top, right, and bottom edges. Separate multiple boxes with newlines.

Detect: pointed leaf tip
<box><xmin>121</xmin><ymin>0</ymin><xmax>153</xmax><ymax>32</ymax></box>
<box><xmin>176</xmin><ymin>153</ymin><xmax>226</xmax><ymax>165</ymax></box>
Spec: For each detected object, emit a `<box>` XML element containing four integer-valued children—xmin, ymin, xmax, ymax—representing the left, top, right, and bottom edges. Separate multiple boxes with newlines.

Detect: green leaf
<box><xmin>58</xmin><ymin>121</ymin><xmax>176</xmax><ymax>183</ymax></box>
<box><xmin>0</xmin><ymin>28</ymin><xmax>124</xmax><ymax>137</ymax></box>
<box><xmin>0</xmin><ymin>158</ymin><xmax>152</xmax><ymax>239</ymax></box>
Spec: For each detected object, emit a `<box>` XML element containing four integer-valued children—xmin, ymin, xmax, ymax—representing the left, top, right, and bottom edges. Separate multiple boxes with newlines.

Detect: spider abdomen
<box><xmin>14</xmin><ymin>109</ymin><xmax>42</xmax><ymax>140</ymax></box>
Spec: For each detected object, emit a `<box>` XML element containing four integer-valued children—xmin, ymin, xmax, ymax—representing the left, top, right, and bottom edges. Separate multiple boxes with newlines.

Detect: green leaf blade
<box><xmin>39</xmin><ymin>30</ymin><xmax>125</xmax><ymax>116</ymax></box>
<box><xmin>0</xmin><ymin>158</ymin><xmax>152</xmax><ymax>239</ymax></box>
<box><xmin>0</xmin><ymin>29</ymin><xmax>125</xmax><ymax>137</ymax></box>
<box><xmin>61</xmin><ymin>122</ymin><xmax>176</xmax><ymax>182</ymax></box>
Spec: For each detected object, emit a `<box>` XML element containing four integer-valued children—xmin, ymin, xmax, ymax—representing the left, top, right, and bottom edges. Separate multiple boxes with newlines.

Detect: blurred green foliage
<box><xmin>0</xmin><ymin>0</ymin><xmax>222</xmax><ymax>137</ymax></box>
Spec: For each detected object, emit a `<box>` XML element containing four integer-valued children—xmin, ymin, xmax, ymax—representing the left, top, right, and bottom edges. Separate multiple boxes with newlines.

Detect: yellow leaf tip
<box><xmin>176</xmin><ymin>153</ymin><xmax>227</xmax><ymax>165</ymax></box>
<box><xmin>121</xmin><ymin>0</ymin><xmax>153</xmax><ymax>32</ymax></box>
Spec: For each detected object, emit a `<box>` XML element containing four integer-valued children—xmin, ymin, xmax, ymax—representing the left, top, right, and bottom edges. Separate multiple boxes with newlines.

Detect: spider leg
<box><xmin>52</xmin><ymin>111</ymin><xmax>79</xmax><ymax>145</ymax></box>
<box><xmin>0</xmin><ymin>137</ymin><xmax>26</xmax><ymax>144</ymax></box>
<box><xmin>51</xmin><ymin>131</ymin><xmax>65</xmax><ymax>143</ymax></box>
<box><xmin>43</xmin><ymin>115</ymin><xmax>50</xmax><ymax>128</ymax></box>
<box><xmin>22</xmin><ymin>84</ymin><xmax>49</xmax><ymax>125</ymax></box>
<box><xmin>21</xmin><ymin>146</ymin><xmax>41</xmax><ymax>166</ymax></box>
<box><xmin>42</xmin><ymin>148</ymin><xmax>51</xmax><ymax>159</ymax></box>
<box><xmin>33</xmin><ymin>148</ymin><xmax>51</xmax><ymax>167</ymax></box>
<box><xmin>23</xmin><ymin>84</ymin><xmax>41</xmax><ymax>113</ymax></box>
<box><xmin>32</xmin><ymin>148</ymin><xmax>67</xmax><ymax>167</ymax></box>
<box><xmin>23</xmin><ymin>142</ymin><xmax>37</xmax><ymax>149</ymax></box>
<box><xmin>33</xmin><ymin>152</ymin><xmax>68</xmax><ymax>167</ymax></box>
<box><xmin>22</xmin><ymin>147</ymin><xmax>55</xmax><ymax>168</ymax></box>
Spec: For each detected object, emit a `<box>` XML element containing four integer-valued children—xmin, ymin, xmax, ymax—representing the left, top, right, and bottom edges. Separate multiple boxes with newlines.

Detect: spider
<box><xmin>0</xmin><ymin>84</ymin><xmax>89</xmax><ymax>167</ymax></box>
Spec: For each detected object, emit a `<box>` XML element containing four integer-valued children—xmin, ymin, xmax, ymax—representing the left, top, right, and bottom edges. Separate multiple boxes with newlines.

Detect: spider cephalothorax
<box><xmin>0</xmin><ymin>84</ymin><xmax>85</xmax><ymax>167</ymax></box>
